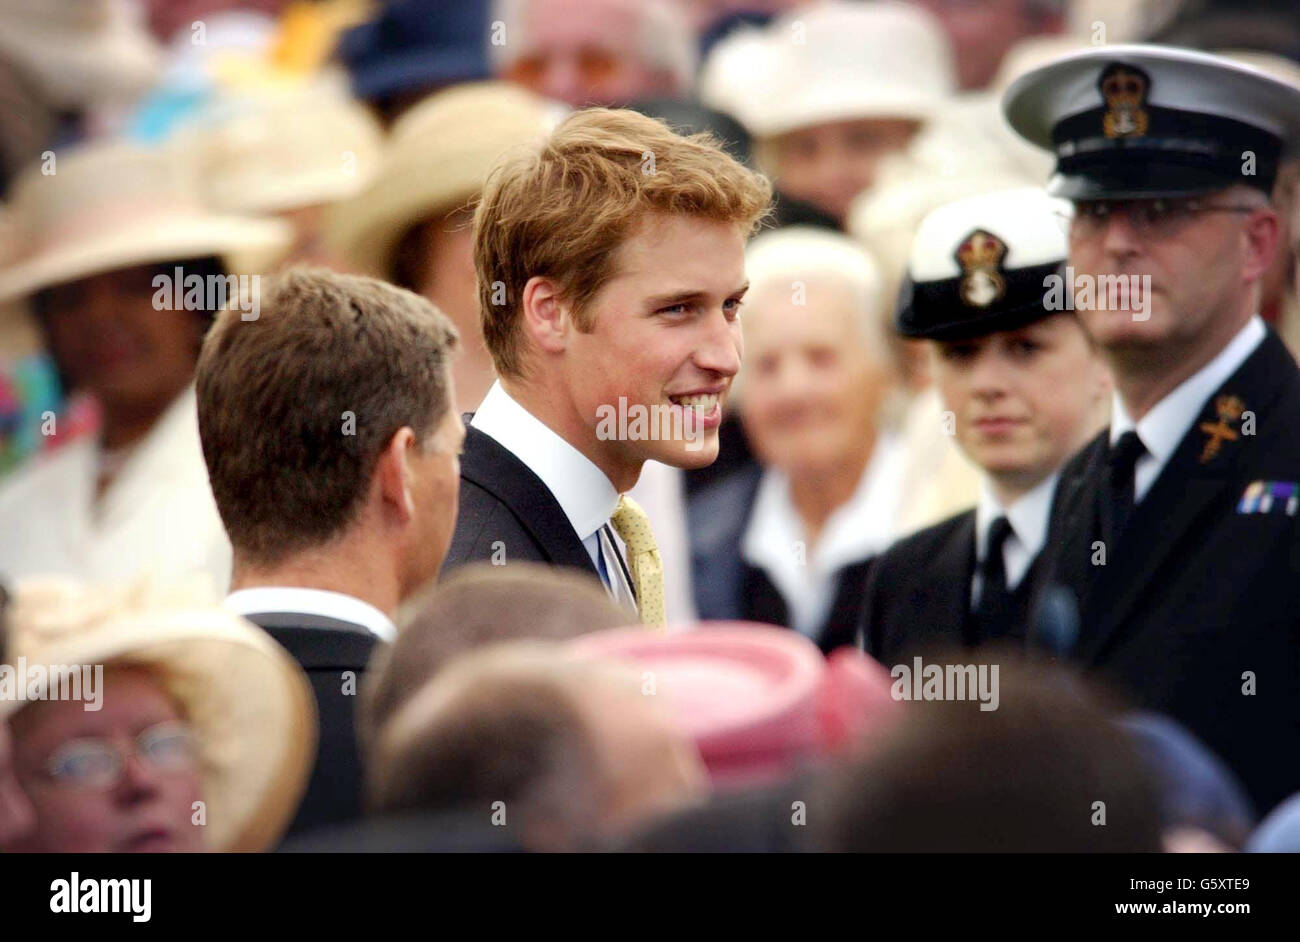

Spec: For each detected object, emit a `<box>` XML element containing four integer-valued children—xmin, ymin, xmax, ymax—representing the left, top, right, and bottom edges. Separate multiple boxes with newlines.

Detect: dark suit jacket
<box><xmin>859</xmin><ymin>508</ymin><xmax>1047</xmax><ymax>664</ymax></box>
<box><xmin>688</xmin><ymin>465</ymin><xmax>871</xmax><ymax>653</ymax></box>
<box><xmin>1035</xmin><ymin>329</ymin><xmax>1300</xmax><ymax>814</ymax></box>
<box><xmin>244</xmin><ymin>611</ymin><xmax>379</xmax><ymax>838</ymax></box>
<box><xmin>443</xmin><ymin>424</ymin><xmax>604</xmax><ymax>580</ymax></box>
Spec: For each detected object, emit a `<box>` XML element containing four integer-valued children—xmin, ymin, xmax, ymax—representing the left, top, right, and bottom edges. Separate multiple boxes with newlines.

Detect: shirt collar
<box><xmin>975</xmin><ymin>471</ymin><xmax>1058</xmax><ymax>563</ymax></box>
<box><xmin>470</xmin><ymin>381</ymin><xmax>620</xmax><ymax>540</ymax></box>
<box><xmin>1110</xmin><ymin>315</ymin><xmax>1266</xmax><ymax>464</ymax></box>
<box><xmin>225</xmin><ymin>587</ymin><xmax>396</xmax><ymax>642</ymax></box>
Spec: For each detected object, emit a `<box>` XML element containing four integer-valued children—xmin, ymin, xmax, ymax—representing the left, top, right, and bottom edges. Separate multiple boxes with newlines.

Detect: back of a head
<box><xmin>196</xmin><ymin>267</ymin><xmax>459</xmax><ymax>566</ymax></box>
<box><xmin>361</xmin><ymin>563</ymin><xmax>629</xmax><ymax>746</ymax></box>
<box><xmin>367</xmin><ymin>641</ymin><xmax>678</xmax><ymax>850</ymax></box>
<box><xmin>816</xmin><ymin>656</ymin><xmax>1162</xmax><ymax>852</ymax></box>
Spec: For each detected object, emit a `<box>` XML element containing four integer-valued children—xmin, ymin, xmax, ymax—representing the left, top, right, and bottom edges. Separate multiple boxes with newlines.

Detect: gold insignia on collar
<box><xmin>955</xmin><ymin>229</ymin><xmax>1007</xmax><ymax>308</ymax></box>
<box><xmin>1199</xmin><ymin>394</ymin><xmax>1245</xmax><ymax>463</ymax></box>
<box><xmin>1100</xmin><ymin>63</ymin><xmax>1150</xmax><ymax>139</ymax></box>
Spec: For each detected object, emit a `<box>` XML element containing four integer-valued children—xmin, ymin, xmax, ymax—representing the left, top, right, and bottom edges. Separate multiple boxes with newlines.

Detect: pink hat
<box><xmin>570</xmin><ymin>622</ymin><xmax>900</xmax><ymax>788</ymax></box>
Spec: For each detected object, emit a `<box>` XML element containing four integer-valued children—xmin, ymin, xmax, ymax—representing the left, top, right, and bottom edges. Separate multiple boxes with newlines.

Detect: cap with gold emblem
<box><xmin>897</xmin><ymin>187</ymin><xmax>1069</xmax><ymax>341</ymax></box>
<box><xmin>1002</xmin><ymin>44</ymin><xmax>1300</xmax><ymax>200</ymax></box>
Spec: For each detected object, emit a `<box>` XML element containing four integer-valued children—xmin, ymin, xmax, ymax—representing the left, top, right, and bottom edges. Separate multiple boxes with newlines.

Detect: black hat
<box><xmin>897</xmin><ymin>188</ymin><xmax>1068</xmax><ymax>342</ymax></box>
<box><xmin>1002</xmin><ymin>44</ymin><xmax>1300</xmax><ymax>199</ymax></box>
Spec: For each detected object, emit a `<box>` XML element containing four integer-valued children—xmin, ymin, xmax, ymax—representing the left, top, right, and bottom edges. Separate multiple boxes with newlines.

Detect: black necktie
<box><xmin>972</xmin><ymin>515</ymin><xmax>1014</xmax><ymax>641</ymax></box>
<box><xmin>1106</xmin><ymin>430</ymin><xmax>1148</xmax><ymax>545</ymax></box>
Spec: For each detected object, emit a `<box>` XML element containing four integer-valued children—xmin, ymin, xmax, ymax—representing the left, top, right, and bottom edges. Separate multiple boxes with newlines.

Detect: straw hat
<box><xmin>2</xmin><ymin>577</ymin><xmax>317</xmax><ymax>853</ymax></box>
<box><xmin>325</xmin><ymin>81</ymin><xmax>559</xmax><ymax>278</ymax></box>
<box><xmin>0</xmin><ymin>139</ymin><xmax>292</xmax><ymax>305</ymax></box>
<box><xmin>187</xmin><ymin>82</ymin><xmax>384</xmax><ymax>216</ymax></box>
<box><xmin>571</xmin><ymin>622</ymin><xmax>899</xmax><ymax>787</ymax></box>
<box><xmin>713</xmin><ymin>0</ymin><xmax>955</xmax><ymax>139</ymax></box>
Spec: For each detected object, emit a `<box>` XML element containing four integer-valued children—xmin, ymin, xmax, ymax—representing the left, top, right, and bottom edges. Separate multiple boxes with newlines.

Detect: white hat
<box><xmin>898</xmin><ymin>187</ymin><xmax>1071</xmax><ymax>340</ymax></box>
<box><xmin>1003</xmin><ymin>44</ymin><xmax>1300</xmax><ymax>199</ymax></box>
<box><xmin>325</xmin><ymin>81</ymin><xmax>559</xmax><ymax>278</ymax></box>
<box><xmin>186</xmin><ymin>82</ymin><xmax>384</xmax><ymax>216</ymax></box>
<box><xmin>720</xmin><ymin>0</ymin><xmax>955</xmax><ymax>138</ymax></box>
<box><xmin>0</xmin><ymin>139</ymin><xmax>292</xmax><ymax>304</ymax></box>
<box><xmin>3</xmin><ymin>577</ymin><xmax>317</xmax><ymax>852</ymax></box>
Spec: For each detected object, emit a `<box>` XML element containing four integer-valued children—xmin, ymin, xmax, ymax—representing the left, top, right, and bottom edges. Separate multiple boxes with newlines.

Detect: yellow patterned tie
<box><xmin>610</xmin><ymin>494</ymin><xmax>667</xmax><ymax>629</ymax></box>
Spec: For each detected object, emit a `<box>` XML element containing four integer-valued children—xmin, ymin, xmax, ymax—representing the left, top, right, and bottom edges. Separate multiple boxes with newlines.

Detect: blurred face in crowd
<box><xmin>933</xmin><ymin>314</ymin><xmax>1109</xmax><ymax>493</ymax></box>
<box><xmin>503</xmin><ymin>0</ymin><xmax>683</xmax><ymax>107</ymax></box>
<box><xmin>771</xmin><ymin>118</ymin><xmax>921</xmax><ymax>225</ymax></box>
<box><xmin>910</xmin><ymin>0</ymin><xmax>1063</xmax><ymax>91</ymax></box>
<box><xmin>0</xmin><ymin>719</ymin><xmax>35</xmax><ymax>846</ymax></box>
<box><xmin>533</xmin><ymin>211</ymin><xmax>746</xmax><ymax>489</ymax></box>
<box><xmin>401</xmin><ymin>397</ymin><xmax>466</xmax><ymax>594</ymax></box>
<box><xmin>741</xmin><ymin>277</ymin><xmax>896</xmax><ymax>481</ymax></box>
<box><xmin>1066</xmin><ymin>189</ymin><xmax>1278</xmax><ymax>372</ymax></box>
<box><xmin>3</xmin><ymin>667</ymin><xmax>204</xmax><ymax>853</ymax></box>
<box><xmin>37</xmin><ymin>263</ymin><xmax>206</xmax><ymax>434</ymax></box>
<box><xmin>276</xmin><ymin>205</ymin><xmax>343</xmax><ymax>270</ymax></box>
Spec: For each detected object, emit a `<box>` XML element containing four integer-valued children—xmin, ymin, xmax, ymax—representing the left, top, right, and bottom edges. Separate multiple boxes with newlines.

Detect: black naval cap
<box><xmin>1002</xmin><ymin>44</ymin><xmax>1300</xmax><ymax>200</ymax></box>
<box><xmin>897</xmin><ymin>188</ymin><xmax>1068</xmax><ymax>342</ymax></box>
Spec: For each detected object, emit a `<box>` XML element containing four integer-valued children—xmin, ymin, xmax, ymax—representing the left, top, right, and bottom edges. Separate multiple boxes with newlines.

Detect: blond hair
<box><xmin>473</xmin><ymin>107</ymin><xmax>772</xmax><ymax>378</ymax></box>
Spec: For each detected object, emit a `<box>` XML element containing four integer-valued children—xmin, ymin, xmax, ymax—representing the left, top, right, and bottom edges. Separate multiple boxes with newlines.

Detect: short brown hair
<box><xmin>474</xmin><ymin>107</ymin><xmax>773</xmax><ymax>378</ymax></box>
<box><xmin>361</xmin><ymin>562</ymin><xmax>627</xmax><ymax>746</ymax></box>
<box><xmin>197</xmin><ymin>267</ymin><xmax>459</xmax><ymax>565</ymax></box>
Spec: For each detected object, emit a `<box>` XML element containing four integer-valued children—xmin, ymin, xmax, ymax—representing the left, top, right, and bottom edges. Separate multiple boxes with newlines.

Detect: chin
<box><xmin>646</xmin><ymin>437</ymin><xmax>719</xmax><ymax>470</ymax></box>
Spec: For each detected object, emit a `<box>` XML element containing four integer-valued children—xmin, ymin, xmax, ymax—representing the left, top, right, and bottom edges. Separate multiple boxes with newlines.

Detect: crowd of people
<box><xmin>1</xmin><ymin>0</ymin><xmax>1300</xmax><ymax>855</ymax></box>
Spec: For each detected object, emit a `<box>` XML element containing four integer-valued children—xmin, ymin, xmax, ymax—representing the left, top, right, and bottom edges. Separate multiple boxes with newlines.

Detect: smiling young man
<box><xmin>860</xmin><ymin>188</ymin><xmax>1110</xmax><ymax>663</ymax></box>
<box><xmin>1004</xmin><ymin>45</ymin><xmax>1300</xmax><ymax>813</ymax></box>
<box><xmin>442</xmin><ymin>107</ymin><xmax>771</xmax><ymax>627</ymax></box>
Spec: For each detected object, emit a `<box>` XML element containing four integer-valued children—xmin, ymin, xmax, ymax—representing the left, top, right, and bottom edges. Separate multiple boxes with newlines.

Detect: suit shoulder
<box><xmin>877</xmin><ymin>509</ymin><xmax>975</xmax><ymax>571</ymax></box>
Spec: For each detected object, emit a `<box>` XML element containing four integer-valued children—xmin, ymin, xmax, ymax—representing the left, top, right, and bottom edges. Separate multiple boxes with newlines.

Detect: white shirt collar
<box><xmin>972</xmin><ymin>471</ymin><xmax>1058</xmax><ymax>596</ymax></box>
<box><xmin>1110</xmin><ymin>315</ymin><xmax>1266</xmax><ymax>470</ymax></box>
<box><xmin>741</xmin><ymin>432</ymin><xmax>905</xmax><ymax>636</ymax></box>
<box><xmin>471</xmin><ymin>381</ymin><xmax>620</xmax><ymax>543</ymax></box>
<box><xmin>225</xmin><ymin>587</ymin><xmax>396</xmax><ymax>642</ymax></box>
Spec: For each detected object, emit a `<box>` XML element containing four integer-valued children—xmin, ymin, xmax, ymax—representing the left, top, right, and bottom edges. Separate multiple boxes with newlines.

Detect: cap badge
<box><xmin>955</xmin><ymin>229</ymin><xmax>1007</xmax><ymax>308</ymax></box>
<box><xmin>1100</xmin><ymin>63</ymin><xmax>1150</xmax><ymax>139</ymax></box>
<box><xmin>1199</xmin><ymin>394</ymin><xmax>1245</xmax><ymax>463</ymax></box>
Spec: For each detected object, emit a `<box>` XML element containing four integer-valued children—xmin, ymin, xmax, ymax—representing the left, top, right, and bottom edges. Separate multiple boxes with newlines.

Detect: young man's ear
<box><xmin>519</xmin><ymin>276</ymin><xmax>571</xmax><ymax>357</ymax></box>
<box><xmin>377</xmin><ymin>427</ymin><xmax>418</xmax><ymax>524</ymax></box>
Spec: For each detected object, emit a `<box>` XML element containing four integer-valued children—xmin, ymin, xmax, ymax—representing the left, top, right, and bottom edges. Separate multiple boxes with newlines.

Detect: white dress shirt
<box><xmin>742</xmin><ymin>431</ymin><xmax>906</xmax><ymax>638</ymax></box>
<box><xmin>1111</xmin><ymin>315</ymin><xmax>1266</xmax><ymax>503</ymax></box>
<box><xmin>0</xmin><ymin>386</ymin><xmax>231</xmax><ymax>596</ymax></box>
<box><xmin>471</xmin><ymin>381</ymin><xmax>637</xmax><ymax>614</ymax></box>
<box><xmin>971</xmin><ymin>471</ymin><xmax>1059</xmax><ymax>605</ymax></box>
<box><xmin>225</xmin><ymin>586</ymin><xmax>396</xmax><ymax>642</ymax></box>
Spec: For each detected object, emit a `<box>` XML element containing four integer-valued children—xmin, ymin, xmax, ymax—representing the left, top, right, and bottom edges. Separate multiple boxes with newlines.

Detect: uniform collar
<box><xmin>975</xmin><ymin>471</ymin><xmax>1058</xmax><ymax>563</ymax></box>
<box><xmin>470</xmin><ymin>381</ymin><xmax>621</xmax><ymax>541</ymax></box>
<box><xmin>1110</xmin><ymin>315</ymin><xmax>1266</xmax><ymax>466</ymax></box>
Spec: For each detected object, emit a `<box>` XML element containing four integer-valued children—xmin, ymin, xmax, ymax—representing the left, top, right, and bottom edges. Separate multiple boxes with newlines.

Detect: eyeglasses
<box><xmin>42</xmin><ymin>721</ymin><xmax>198</xmax><ymax>789</ymax></box>
<box><xmin>1066</xmin><ymin>197</ymin><xmax>1258</xmax><ymax>238</ymax></box>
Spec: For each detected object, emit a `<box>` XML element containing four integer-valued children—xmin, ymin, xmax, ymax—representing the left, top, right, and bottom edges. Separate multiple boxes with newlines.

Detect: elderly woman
<box><xmin>0</xmin><ymin>578</ymin><xmax>314</xmax><ymax>852</ymax></box>
<box><xmin>689</xmin><ymin>227</ymin><xmax>903</xmax><ymax>652</ymax></box>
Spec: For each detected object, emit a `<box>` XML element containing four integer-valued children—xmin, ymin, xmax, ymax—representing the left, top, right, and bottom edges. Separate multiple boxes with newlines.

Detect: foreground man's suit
<box><xmin>1035</xmin><ymin>330</ymin><xmax>1300</xmax><ymax>814</ymax></box>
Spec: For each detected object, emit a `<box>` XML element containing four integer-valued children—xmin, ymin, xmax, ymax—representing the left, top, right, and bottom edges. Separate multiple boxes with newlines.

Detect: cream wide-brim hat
<box><xmin>0</xmin><ymin>139</ymin><xmax>292</xmax><ymax>306</ymax></box>
<box><xmin>707</xmin><ymin>0</ymin><xmax>955</xmax><ymax>140</ymax></box>
<box><xmin>325</xmin><ymin>81</ymin><xmax>559</xmax><ymax>279</ymax></box>
<box><xmin>2</xmin><ymin>578</ymin><xmax>317</xmax><ymax>853</ymax></box>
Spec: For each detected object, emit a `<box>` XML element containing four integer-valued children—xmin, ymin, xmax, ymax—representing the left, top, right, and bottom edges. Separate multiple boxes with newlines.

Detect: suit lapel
<box><xmin>908</xmin><ymin>511</ymin><xmax>977</xmax><ymax>649</ymax></box>
<box><xmin>1077</xmin><ymin>331</ymin><xmax>1298</xmax><ymax>661</ymax></box>
<box><xmin>460</xmin><ymin>423</ymin><xmax>599</xmax><ymax>575</ymax></box>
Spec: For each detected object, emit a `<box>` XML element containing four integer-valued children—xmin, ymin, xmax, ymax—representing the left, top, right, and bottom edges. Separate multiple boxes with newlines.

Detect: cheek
<box><xmin>28</xmin><ymin>786</ymin><xmax>115</xmax><ymax>850</ymax></box>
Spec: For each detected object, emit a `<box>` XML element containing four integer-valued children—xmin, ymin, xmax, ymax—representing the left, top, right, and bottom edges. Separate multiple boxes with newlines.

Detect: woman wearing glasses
<box><xmin>0</xmin><ymin>579</ymin><xmax>315</xmax><ymax>852</ymax></box>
